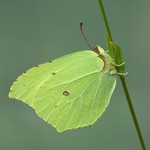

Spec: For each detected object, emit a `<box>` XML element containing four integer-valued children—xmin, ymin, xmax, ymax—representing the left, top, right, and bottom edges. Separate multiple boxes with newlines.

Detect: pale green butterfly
<box><xmin>9</xmin><ymin>45</ymin><xmax>117</xmax><ymax>132</ymax></box>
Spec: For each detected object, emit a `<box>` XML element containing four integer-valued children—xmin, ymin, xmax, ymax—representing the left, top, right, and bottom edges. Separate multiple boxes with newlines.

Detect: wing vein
<box><xmin>89</xmin><ymin>75</ymin><xmax>102</xmax><ymax>123</ymax></box>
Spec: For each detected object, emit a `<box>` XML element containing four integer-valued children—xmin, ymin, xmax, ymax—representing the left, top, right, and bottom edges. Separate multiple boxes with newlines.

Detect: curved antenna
<box><xmin>80</xmin><ymin>22</ymin><xmax>93</xmax><ymax>50</ymax></box>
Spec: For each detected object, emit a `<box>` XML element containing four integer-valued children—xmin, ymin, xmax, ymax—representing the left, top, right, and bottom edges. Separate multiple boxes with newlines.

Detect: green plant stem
<box><xmin>98</xmin><ymin>0</ymin><xmax>146</xmax><ymax>150</ymax></box>
<box><xmin>98</xmin><ymin>0</ymin><xmax>113</xmax><ymax>42</ymax></box>
<box><xmin>120</xmin><ymin>77</ymin><xmax>146</xmax><ymax>150</ymax></box>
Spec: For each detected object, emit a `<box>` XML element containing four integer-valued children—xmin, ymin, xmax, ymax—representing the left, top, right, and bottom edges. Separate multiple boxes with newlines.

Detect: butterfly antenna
<box><xmin>80</xmin><ymin>22</ymin><xmax>93</xmax><ymax>50</ymax></box>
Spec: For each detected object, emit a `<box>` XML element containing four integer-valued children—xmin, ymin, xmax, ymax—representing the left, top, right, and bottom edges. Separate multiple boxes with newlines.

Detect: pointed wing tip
<box><xmin>8</xmin><ymin>90</ymin><xmax>12</xmax><ymax>99</ymax></box>
<box><xmin>54</xmin><ymin>126</ymin><xmax>67</xmax><ymax>133</ymax></box>
<box><xmin>54</xmin><ymin>123</ymin><xmax>92</xmax><ymax>133</ymax></box>
<box><xmin>55</xmin><ymin>126</ymin><xmax>75</xmax><ymax>133</ymax></box>
<box><xmin>8</xmin><ymin>84</ymin><xmax>15</xmax><ymax>99</ymax></box>
<box><xmin>56</xmin><ymin>129</ymin><xmax>63</xmax><ymax>133</ymax></box>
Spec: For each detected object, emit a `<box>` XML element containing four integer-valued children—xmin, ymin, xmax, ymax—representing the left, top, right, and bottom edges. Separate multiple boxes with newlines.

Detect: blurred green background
<box><xmin>0</xmin><ymin>0</ymin><xmax>149</xmax><ymax>150</ymax></box>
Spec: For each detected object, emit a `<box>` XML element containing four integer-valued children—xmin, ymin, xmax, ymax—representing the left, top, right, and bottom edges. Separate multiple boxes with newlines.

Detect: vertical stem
<box><xmin>98</xmin><ymin>0</ymin><xmax>146</xmax><ymax>149</ymax></box>
<box><xmin>98</xmin><ymin>0</ymin><xmax>113</xmax><ymax>42</ymax></box>
<box><xmin>120</xmin><ymin>77</ymin><xmax>146</xmax><ymax>150</ymax></box>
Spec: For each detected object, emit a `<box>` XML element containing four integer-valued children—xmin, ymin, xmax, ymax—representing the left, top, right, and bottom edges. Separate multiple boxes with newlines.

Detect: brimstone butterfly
<box><xmin>9</xmin><ymin>45</ymin><xmax>116</xmax><ymax>132</ymax></box>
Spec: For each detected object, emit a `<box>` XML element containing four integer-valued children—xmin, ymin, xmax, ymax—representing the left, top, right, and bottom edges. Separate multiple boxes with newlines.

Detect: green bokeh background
<box><xmin>0</xmin><ymin>0</ymin><xmax>149</xmax><ymax>150</ymax></box>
